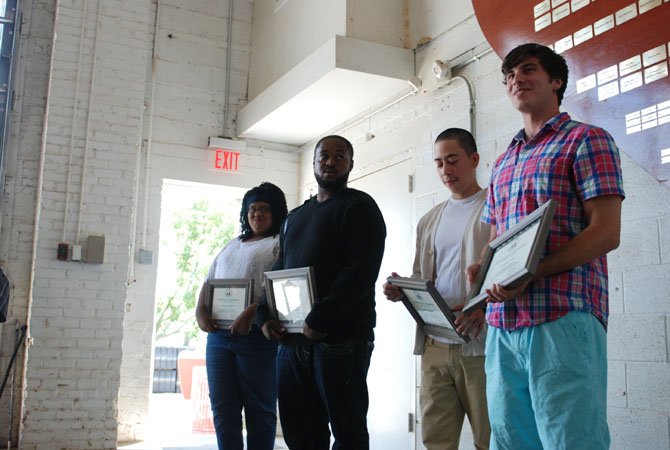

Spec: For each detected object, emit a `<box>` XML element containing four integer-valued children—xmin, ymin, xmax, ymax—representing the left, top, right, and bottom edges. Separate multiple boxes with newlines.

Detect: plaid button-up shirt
<box><xmin>482</xmin><ymin>113</ymin><xmax>625</xmax><ymax>330</ymax></box>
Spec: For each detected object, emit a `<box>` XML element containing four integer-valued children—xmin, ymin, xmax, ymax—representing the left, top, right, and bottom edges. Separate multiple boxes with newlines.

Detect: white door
<box><xmin>350</xmin><ymin>159</ymin><xmax>416</xmax><ymax>450</ymax></box>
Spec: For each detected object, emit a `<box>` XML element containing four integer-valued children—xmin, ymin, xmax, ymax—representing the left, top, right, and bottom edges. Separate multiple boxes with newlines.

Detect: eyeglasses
<box><xmin>248</xmin><ymin>206</ymin><xmax>271</xmax><ymax>214</ymax></box>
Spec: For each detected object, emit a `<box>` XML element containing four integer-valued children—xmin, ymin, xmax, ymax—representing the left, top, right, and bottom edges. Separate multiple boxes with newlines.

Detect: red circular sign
<box><xmin>473</xmin><ymin>0</ymin><xmax>670</xmax><ymax>186</ymax></box>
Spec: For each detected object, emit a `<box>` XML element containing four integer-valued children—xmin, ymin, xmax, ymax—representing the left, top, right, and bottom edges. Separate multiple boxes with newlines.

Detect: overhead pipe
<box><xmin>128</xmin><ymin>0</ymin><xmax>160</xmax><ymax>283</ymax></box>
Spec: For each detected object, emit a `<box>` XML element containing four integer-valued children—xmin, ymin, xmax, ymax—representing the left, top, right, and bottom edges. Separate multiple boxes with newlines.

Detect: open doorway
<box><xmin>153</xmin><ymin>179</ymin><xmax>245</xmax><ymax>349</ymax></box>
<box><xmin>144</xmin><ymin>179</ymin><xmax>244</xmax><ymax>449</ymax></box>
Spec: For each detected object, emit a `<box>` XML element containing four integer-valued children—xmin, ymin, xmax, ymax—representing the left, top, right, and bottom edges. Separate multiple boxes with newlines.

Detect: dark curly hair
<box><xmin>239</xmin><ymin>182</ymin><xmax>288</xmax><ymax>241</ymax></box>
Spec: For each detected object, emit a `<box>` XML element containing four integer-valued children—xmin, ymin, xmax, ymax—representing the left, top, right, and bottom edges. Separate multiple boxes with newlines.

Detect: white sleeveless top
<box><xmin>206</xmin><ymin>235</ymin><xmax>279</xmax><ymax>303</ymax></box>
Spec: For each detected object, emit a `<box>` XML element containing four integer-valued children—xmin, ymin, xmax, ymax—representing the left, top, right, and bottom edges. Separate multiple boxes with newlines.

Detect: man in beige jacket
<box><xmin>383</xmin><ymin>128</ymin><xmax>490</xmax><ymax>450</ymax></box>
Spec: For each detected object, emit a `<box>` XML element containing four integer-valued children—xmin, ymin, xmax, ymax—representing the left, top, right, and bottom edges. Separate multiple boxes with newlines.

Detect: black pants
<box><xmin>277</xmin><ymin>339</ymin><xmax>374</xmax><ymax>450</ymax></box>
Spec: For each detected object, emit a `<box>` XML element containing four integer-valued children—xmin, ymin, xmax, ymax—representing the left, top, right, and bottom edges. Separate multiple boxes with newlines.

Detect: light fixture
<box><xmin>432</xmin><ymin>60</ymin><xmax>451</xmax><ymax>80</ymax></box>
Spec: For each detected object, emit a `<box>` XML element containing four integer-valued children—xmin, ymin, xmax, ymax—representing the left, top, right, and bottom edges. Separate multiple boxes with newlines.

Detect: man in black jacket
<box><xmin>257</xmin><ymin>135</ymin><xmax>386</xmax><ymax>450</ymax></box>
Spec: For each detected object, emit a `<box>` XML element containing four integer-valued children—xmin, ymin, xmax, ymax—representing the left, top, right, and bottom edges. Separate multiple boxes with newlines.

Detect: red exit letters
<box><xmin>214</xmin><ymin>149</ymin><xmax>240</xmax><ymax>172</ymax></box>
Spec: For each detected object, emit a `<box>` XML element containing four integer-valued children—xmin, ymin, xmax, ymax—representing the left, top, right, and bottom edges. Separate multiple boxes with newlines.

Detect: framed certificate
<box><xmin>264</xmin><ymin>267</ymin><xmax>316</xmax><ymax>332</ymax></box>
<box><xmin>386</xmin><ymin>276</ymin><xmax>469</xmax><ymax>343</ymax></box>
<box><xmin>463</xmin><ymin>199</ymin><xmax>557</xmax><ymax>313</ymax></box>
<box><xmin>206</xmin><ymin>279</ymin><xmax>253</xmax><ymax>328</ymax></box>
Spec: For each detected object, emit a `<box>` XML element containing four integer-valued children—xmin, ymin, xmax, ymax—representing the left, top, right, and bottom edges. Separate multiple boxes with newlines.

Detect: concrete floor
<box><xmin>118</xmin><ymin>393</ymin><xmax>287</xmax><ymax>450</ymax></box>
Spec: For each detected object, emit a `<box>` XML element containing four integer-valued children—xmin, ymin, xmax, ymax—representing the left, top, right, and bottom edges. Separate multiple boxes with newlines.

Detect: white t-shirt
<box><xmin>207</xmin><ymin>235</ymin><xmax>279</xmax><ymax>303</ymax></box>
<box><xmin>430</xmin><ymin>192</ymin><xmax>482</xmax><ymax>344</ymax></box>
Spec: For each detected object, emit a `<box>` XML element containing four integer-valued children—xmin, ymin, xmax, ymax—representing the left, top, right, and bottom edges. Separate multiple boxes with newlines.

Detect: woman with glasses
<box><xmin>196</xmin><ymin>182</ymin><xmax>288</xmax><ymax>450</ymax></box>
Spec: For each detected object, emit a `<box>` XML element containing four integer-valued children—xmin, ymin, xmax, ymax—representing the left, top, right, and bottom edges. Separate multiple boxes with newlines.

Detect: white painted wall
<box><xmin>248</xmin><ymin>0</ymin><xmax>408</xmax><ymax>100</ymax></box>
<box><xmin>345</xmin><ymin>0</ymin><xmax>407</xmax><ymax>49</ymax></box>
<box><xmin>248</xmin><ymin>0</ymin><xmax>346</xmax><ymax>99</ymax></box>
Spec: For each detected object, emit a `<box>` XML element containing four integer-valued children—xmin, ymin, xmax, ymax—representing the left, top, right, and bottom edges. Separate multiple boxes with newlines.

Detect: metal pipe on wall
<box><xmin>62</xmin><ymin>0</ymin><xmax>88</xmax><ymax>243</ymax></box>
<box><xmin>141</xmin><ymin>0</ymin><xmax>161</xmax><ymax>249</ymax></box>
<box><xmin>75</xmin><ymin>0</ymin><xmax>103</xmax><ymax>244</ymax></box>
<box><xmin>128</xmin><ymin>0</ymin><xmax>160</xmax><ymax>283</ymax></box>
<box><xmin>222</xmin><ymin>0</ymin><xmax>234</xmax><ymax>137</ymax></box>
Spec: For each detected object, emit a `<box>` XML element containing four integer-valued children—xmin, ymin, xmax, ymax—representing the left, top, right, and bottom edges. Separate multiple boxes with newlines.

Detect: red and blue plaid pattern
<box><xmin>482</xmin><ymin>113</ymin><xmax>624</xmax><ymax>330</ymax></box>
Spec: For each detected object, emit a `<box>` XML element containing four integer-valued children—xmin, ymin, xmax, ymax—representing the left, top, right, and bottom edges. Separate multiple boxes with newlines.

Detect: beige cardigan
<box><xmin>411</xmin><ymin>189</ymin><xmax>491</xmax><ymax>356</ymax></box>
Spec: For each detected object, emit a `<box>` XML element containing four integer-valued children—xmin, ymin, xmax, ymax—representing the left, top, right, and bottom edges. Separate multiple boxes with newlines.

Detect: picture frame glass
<box><xmin>463</xmin><ymin>199</ymin><xmax>556</xmax><ymax>313</ymax></box>
<box><xmin>211</xmin><ymin>286</ymin><xmax>249</xmax><ymax>321</ymax></box>
<box><xmin>206</xmin><ymin>279</ymin><xmax>252</xmax><ymax>328</ymax></box>
<box><xmin>403</xmin><ymin>289</ymin><xmax>454</xmax><ymax>330</ymax></box>
<box><xmin>273</xmin><ymin>276</ymin><xmax>312</xmax><ymax>324</ymax></box>
<box><xmin>476</xmin><ymin>219</ymin><xmax>541</xmax><ymax>297</ymax></box>
<box><xmin>386</xmin><ymin>276</ymin><xmax>469</xmax><ymax>343</ymax></box>
<box><xmin>265</xmin><ymin>267</ymin><xmax>316</xmax><ymax>332</ymax></box>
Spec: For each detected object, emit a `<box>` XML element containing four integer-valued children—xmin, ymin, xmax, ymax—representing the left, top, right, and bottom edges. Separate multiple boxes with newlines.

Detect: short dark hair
<box><xmin>239</xmin><ymin>182</ymin><xmax>288</xmax><ymax>241</ymax></box>
<box><xmin>501</xmin><ymin>43</ymin><xmax>569</xmax><ymax>106</ymax></box>
<box><xmin>314</xmin><ymin>135</ymin><xmax>354</xmax><ymax>159</ymax></box>
<box><xmin>434</xmin><ymin>128</ymin><xmax>478</xmax><ymax>155</ymax></box>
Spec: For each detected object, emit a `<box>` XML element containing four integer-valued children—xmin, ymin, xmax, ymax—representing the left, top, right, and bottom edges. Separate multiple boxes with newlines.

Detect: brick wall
<box><xmin>0</xmin><ymin>0</ymin><xmax>56</xmax><ymax>445</ymax></box>
<box><xmin>17</xmin><ymin>0</ymin><xmax>154</xmax><ymax>447</ymax></box>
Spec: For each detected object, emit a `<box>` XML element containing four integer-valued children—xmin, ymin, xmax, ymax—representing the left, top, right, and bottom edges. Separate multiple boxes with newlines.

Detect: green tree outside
<box><xmin>154</xmin><ymin>200</ymin><xmax>237</xmax><ymax>344</ymax></box>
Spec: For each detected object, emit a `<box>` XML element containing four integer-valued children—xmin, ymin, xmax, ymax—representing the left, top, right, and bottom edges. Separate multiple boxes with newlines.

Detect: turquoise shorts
<box><xmin>485</xmin><ymin>311</ymin><xmax>610</xmax><ymax>450</ymax></box>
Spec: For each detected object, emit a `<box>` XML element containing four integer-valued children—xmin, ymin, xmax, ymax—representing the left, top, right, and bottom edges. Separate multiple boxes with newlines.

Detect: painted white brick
<box><xmin>77</xmin><ymin>358</ymin><xmax>111</xmax><ymax>371</ymax></box>
<box><xmin>623</xmin><ymin>265</ymin><xmax>670</xmax><ymax>313</ymax></box>
<box><xmin>607</xmin><ymin>269</ymin><xmax>624</xmax><ymax>314</ymax></box>
<box><xmin>161</xmin><ymin>4</ymin><xmax>228</xmax><ymax>37</ymax></box>
<box><xmin>42</xmin><ymin>340</ymin><xmax>78</xmax><ymax>351</ymax></box>
<box><xmin>56</xmin><ymin>409</ymin><xmax>90</xmax><ymax>420</ymax></box>
<box><xmin>660</xmin><ymin>216</ymin><xmax>670</xmax><ymax>264</ymax></box>
<box><xmin>609</xmin><ymin>219</ymin><xmax>660</xmax><ymax>269</ymax></box>
<box><xmin>475</xmin><ymin>105</ymin><xmax>497</xmax><ymax>144</ymax></box>
<box><xmin>608</xmin><ymin>408</ymin><xmax>670</xmax><ymax>450</ymax></box>
<box><xmin>626</xmin><ymin>362</ymin><xmax>670</xmax><ymax>412</ymax></box>
<box><xmin>608</xmin><ymin>315</ymin><xmax>666</xmax><ymax>362</ymax></box>
<box><xmin>621</xmin><ymin>172</ymin><xmax>670</xmax><ymax>221</ymax></box>
<box><xmin>160</xmin><ymin>0</ymin><xmax>228</xmax><ymax>18</ymax></box>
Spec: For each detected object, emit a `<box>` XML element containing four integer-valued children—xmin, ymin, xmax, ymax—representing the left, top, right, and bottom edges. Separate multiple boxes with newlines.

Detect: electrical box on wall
<box><xmin>57</xmin><ymin>243</ymin><xmax>68</xmax><ymax>261</ymax></box>
<box><xmin>87</xmin><ymin>235</ymin><xmax>105</xmax><ymax>264</ymax></box>
<box><xmin>71</xmin><ymin>245</ymin><xmax>82</xmax><ymax>261</ymax></box>
<box><xmin>138</xmin><ymin>249</ymin><xmax>153</xmax><ymax>264</ymax></box>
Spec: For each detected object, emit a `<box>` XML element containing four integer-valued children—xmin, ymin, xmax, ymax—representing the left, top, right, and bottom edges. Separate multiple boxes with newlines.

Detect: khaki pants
<box><xmin>420</xmin><ymin>339</ymin><xmax>490</xmax><ymax>450</ymax></box>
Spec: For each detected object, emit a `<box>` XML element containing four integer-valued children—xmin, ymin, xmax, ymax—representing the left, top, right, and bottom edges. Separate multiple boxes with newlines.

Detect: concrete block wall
<box><xmin>0</xmin><ymin>0</ymin><xmax>151</xmax><ymax>447</ymax></box>
<box><xmin>296</xmin><ymin>11</ymin><xmax>670</xmax><ymax>450</ymax></box>
<box><xmin>606</xmin><ymin>152</ymin><xmax>670</xmax><ymax>450</ymax></box>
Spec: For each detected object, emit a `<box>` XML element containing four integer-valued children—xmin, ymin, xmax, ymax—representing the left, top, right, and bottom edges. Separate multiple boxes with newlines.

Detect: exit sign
<box><xmin>208</xmin><ymin>137</ymin><xmax>247</xmax><ymax>173</ymax></box>
<box><xmin>213</xmin><ymin>148</ymin><xmax>240</xmax><ymax>171</ymax></box>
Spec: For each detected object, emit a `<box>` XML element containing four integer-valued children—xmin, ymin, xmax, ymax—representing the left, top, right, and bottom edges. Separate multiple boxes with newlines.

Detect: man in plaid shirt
<box><xmin>468</xmin><ymin>43</ymin><xmax>625</xmax><ymax>450</ymax></box>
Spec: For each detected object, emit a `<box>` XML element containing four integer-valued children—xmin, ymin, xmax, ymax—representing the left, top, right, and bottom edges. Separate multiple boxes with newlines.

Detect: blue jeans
<box><xmin>277</xmin><ymin>339</ymin><xmax>374</xmax><ymax>450</ymax></box>
<box><xmin>206</xmin><ymin>327</ymin><xmax>278</xmax><ymax>450</ymax></box>
<box><xmin>486</xmin><ymin>311</ymin><xmax>610</xmax><ymax>450</ymax></box>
